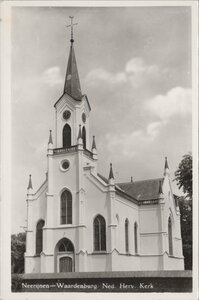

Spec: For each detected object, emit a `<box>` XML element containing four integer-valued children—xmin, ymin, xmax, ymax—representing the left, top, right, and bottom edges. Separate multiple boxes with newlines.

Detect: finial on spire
<box><xmin>27</xmin><ymin>174</ymin><xmax>33</xmax><ymax>190</ymax></box>
<box><xmin>109</xmin><ymin>163</ymin><xmax>114</xmax><ymax>180</ymax></box>
<box><xmin>66</xmin><ymin>16</ymin><xmax>78</xmax><ymax>43</ymax></box>
<box><xmin>48</xmin><ymin>130</ymin><xmax>53</xmax><ymax>145</ymax></box>
<box><xmin>165</xmin><ymin>156</ymin><xmax>169</xmax><ymax>169</ymax></box>
<box><xmin>92</xmin><ymin>136</ymin><xmax>97</xmax><ymax>150</ymax></box>
<box><xmin>78</xmin><ymin>124</ymin><xmax>82</xmax><ymax>139</ymax></box>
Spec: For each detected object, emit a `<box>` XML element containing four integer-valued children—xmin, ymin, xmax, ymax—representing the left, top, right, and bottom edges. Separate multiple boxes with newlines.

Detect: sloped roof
<box><xmin>64</xmin><ymin>43</ymin><xmax>82</xmax><ymax>100</ymax></box>
<box><xmin>117</xmin><ymin>178</ymin><xmax>164</xmax><ymax>201</ymax></box>
<box><xmin>97</xmin><ymin>173</ymin><xmax>163</xmax><ymax>203</ymax></box>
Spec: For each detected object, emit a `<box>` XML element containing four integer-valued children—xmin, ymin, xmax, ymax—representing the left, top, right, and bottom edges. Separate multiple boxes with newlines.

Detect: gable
<box><xmin>54</xmin><ymin>93</ymin><xmax>91</xmax><ymax>112</ymax></box>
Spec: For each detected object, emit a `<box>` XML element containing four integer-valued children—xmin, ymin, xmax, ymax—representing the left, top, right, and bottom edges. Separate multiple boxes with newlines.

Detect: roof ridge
<box><xmin>117</xmin><ymin>177</ymin><xmax>164</xmax><ymax>185</ymax></box>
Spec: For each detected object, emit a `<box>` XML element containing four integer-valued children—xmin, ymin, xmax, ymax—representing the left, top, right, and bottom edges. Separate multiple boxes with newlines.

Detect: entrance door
<box><xmin>59</xmin><ymin>256</ymin><xmax>72</xmax><ymax>272</ymax></box>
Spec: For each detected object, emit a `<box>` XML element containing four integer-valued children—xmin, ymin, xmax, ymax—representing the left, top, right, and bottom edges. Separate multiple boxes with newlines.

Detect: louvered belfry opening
<box><xmin>63</xmin><ymin>124</ymin><xmax>71</xmax><ymax>148</ymax></box>
<box><xmin>82</xmin><ymin>126</ymin><xmax>86</xmax><ymax>149</ymax></box>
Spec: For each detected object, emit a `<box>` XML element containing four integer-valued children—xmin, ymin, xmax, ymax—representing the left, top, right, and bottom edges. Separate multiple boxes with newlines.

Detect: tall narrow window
<box><xmin>36</xmin><ymin>219</ymin><xmax>45</xmax><ymax>255</ymax></box>
<box><xmin>94</xmin><ymin>215</ymin><xmax>106</xmax><ymax>251</ymax></box>
<box><xmin>134</xmin><ymin>222</ymin><xmax>138</xmax><ymax>254</ymax></box>
<box><xmin>125</xmin><ymin>219</ymin><xmax>129</xmax><ymax>253</ymax></box>
<box><xmin>168</xmin><ymin>217</ymin><xmax>173</xmax><ymax>255</ymax></box>
<box><xmin>60</xmin><ymin>190</ymin><xmax>72</xmax><ymax>224</ymax></box>
<box><xmin>82</xmin><ymin>126</ymin><xmax>86</xmax><ymax>149</ymax></box>
<box><xmin>63</xmin><ymin>124</ymin><xmax>71</xmax><ymax>148</ymax></box>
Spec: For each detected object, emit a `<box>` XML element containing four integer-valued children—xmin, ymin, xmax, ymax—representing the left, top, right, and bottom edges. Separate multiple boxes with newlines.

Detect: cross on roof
<box><xmin>66</xmin><ymin>16</ymin><xmax>78</xmax><ymax>43</ymax></box>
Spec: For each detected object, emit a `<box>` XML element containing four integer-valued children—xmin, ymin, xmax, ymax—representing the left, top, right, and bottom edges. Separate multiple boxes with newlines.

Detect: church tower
<box><xmin>25</xmin><ymin>17</ymin><xmax>98</xmax><ymax>273</ymax></box>
<box><xmin>54</xmin><ymin>17</ymin><xmax>91</xmax><ymax>150</ymax></box>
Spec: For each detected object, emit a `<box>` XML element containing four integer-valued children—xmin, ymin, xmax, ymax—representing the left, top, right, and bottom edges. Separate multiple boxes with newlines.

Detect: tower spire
<box><xmin>27</xmin><ymin>174</ymin><xmax>33</xmax><ymax>190</ymax></box>
<box><xmin>64</xmin><ymin>17</ymin><xmax>82</xmax><ymax>100</ymax></box>
<box><xmin>48</xmin><ymin>130</ymin><xmax>53</xmax><ymax>145</ymax></box>
<box><xmin>164</xmin><ymin>156</ymin><xmax>170</xmax><ymax>176</ymax></box>
<box><xmin>109</xmin><ymin>163</ymin><xmax>114</xmax><ymax>180</ymax></box>
<box><xmin>92</xmin><ymin>136</ymin><xmax>97</xmax><ymax>150</ymax></box>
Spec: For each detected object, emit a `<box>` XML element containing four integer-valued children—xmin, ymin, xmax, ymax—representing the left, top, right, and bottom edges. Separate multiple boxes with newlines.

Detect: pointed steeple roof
<box><xmin>27</xmin><ymin>174</ymin><xmax>33</xmax><ymax>190</ymax></box>
<box><xmin>48</xmin><ymin>130</ymin><xmax>53</xmax><ymax>145</ymax></box>
<box><xmin>109</xmin><ymin>163</ymin><xmax>114</xmax><ymax>180</ymax></box>
<box><xmin>164</xmin><ymin>156</ymin><xmax>170</xmax><ymax>176</ymax></box>
<box><xmin>165</xmin><ymin>156</ymin><xmax>169</xmax><ymax>169</ymax></box>
<box><xmin>92</xmin><ymin>136</ymin><xmax>96</xmax><ymax>150</ymax></box>
<box><xmin>64</xmin><ymin>39</ymin><xmax>82</xmax><ymax>100</ymax></box>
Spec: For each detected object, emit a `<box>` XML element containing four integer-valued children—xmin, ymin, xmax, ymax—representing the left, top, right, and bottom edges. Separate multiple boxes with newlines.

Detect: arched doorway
<box><xmin>54</xmin><ymin>238</ymin><xmax>75</xmax><ymax>272</ymax></box>
<box><xmin>63</xmin><ymin>124</ymin><xmax>71</xmax><ymax>148</ymax></box>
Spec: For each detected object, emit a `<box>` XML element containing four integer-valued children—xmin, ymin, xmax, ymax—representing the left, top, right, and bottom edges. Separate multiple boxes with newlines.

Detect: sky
<box><xmin>11</xmin><ymin>5</ymin><xmax>192</xmax><ymax>233</ymax></box>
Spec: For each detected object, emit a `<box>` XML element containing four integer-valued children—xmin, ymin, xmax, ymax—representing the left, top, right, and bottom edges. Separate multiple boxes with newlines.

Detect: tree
<box><xmin>174</xmin><ymin>153</ymin><xmax>192</xmax><ymax>270</ymax></box>
<box><xmin>174</xmin><ymin>153</ymin><xmax>192</xmax><ymax>199</ymax></box>
<box><xmin>11</xmin><ymin>232</ymin><xmax>26</xmax><ymax>273</ymax></box>
<box><xmin>177</xmin><ymin>196</ymin><xmax>192</xmax><ymax>270</ymax></box>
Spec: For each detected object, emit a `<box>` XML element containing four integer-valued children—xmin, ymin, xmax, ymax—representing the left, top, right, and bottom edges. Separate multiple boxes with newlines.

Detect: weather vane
<box><xmin>66</xmin><ymin>16</ymin><xmax>78</xmax><ymax>43</ymax></box>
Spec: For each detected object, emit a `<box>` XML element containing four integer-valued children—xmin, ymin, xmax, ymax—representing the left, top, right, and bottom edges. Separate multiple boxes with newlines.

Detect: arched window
<box><xmin>168</xmin><ymin>217</ymin><xmax>173</xmax><ymax>255</ymax></box>
<box><xmin>36</xmin><ymin>219</ymin><xmax>45</xmax><ymax>255</ymax></box>
<box><xmin>93</xmin><ymin>215</ymin><xmax>106</xmax><ymax>251</ymax></box>
<box><xmin>82</xmin><ymin>126</ymin><xmax>86</xmax><ymax>149</ymax></box>
<box><xmin>134</xmin><ymin>222</ymin><xmax>138</xmax><ymax>254</ymax></box>
<box><xmin>125</xmin><ymin>219</ymin><xmax>129</xmax><ymax>253</ymax></box>
<box><xmin>63</xmin><ymin>124</ymin><xmax>71</xmax><ymax>148</ymax></box>
<box><xmin>58</xmin><ymin>239</ymin><xmax>74</xmax><ymax>252</ymax></box>
<box><xmin>60</xmin><ymin>190</ymin><xmax>72</xmax><ymax>224</ymax></box>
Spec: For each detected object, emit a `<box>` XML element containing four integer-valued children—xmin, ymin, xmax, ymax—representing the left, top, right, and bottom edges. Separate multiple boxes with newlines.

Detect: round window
<box><xmin>61</xmin><ymin>160</ymin><xmax>70</xmax><ymax>171</ymax></box>
<box><xmin>63</xmin><ymin>110</ymin><xmax>71</xmax><ymax>120</ymax></box>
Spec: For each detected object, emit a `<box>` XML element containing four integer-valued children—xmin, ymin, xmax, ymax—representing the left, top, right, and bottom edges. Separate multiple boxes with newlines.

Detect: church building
<box><xmin>25</xmin><ymin>19</ymin><xmax>184</xmax><ymax>273</ymax></box>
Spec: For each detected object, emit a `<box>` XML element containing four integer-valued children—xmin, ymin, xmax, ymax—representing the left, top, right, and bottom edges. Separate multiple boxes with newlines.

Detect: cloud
<box><xmin>85</xmin><ymin>57</ymin><xmax>162</xmax><ymax>89</ymax></box>
<box><xmin>105</xmin><ymin>121</ymin><xmax>163</xmax><ymax>159</ymax></box>
<box><xmin>145</xmin><ymin>87</ymin><xmax>192</xmax><ymax>121</ymax></box>
<box><xmin>125</xmin><ymin>57</ymin><xmax>161</xmax><ymax>88</ymax></box>
<box><xmin>85</xmin><ymin>68</ymin><xmax>126</xmax><ymax>85</ymax></box>
<box><xmin>41</xmin><ymin>66</ymin><xmax>63</xmax><ymax>87</ymax></box>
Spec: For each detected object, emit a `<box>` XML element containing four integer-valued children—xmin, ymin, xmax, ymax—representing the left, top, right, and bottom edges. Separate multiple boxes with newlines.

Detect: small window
<box><xmin>168</xmin><ymin>217</ymin><xmax>173</xmax><ymax>255</ymax></box>
<box><xmin>60</xmin><ymin>160</ymin><xmax>70</xmax><ymax>171</ymax></box>
<box><xmin>134</xmin><ymin>222</ymin><xmax>138</xmax><ymax>254</ymax></box>
<box><xmin>59</xmin><ymin>243</ymin><xmax>66</xmax><ymax>252</ymax></box>
<box><xmin>125</xmin><ymin>219</ymin><xmax>129</xmax><ymax>253</ymax></box>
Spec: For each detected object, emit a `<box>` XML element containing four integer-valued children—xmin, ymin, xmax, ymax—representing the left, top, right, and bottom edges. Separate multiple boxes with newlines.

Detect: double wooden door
<box><xmin>59</xmin><ymin>256</ymin><xmax>72</xmax><ymax>272</ymax></box>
